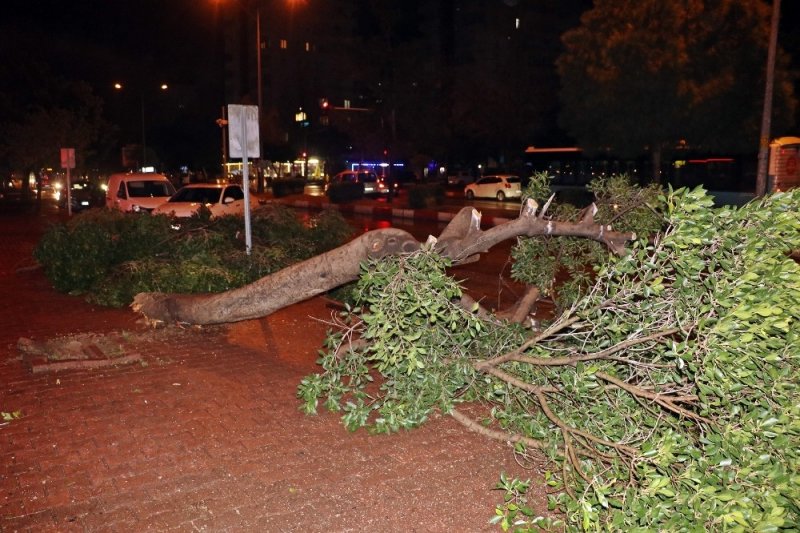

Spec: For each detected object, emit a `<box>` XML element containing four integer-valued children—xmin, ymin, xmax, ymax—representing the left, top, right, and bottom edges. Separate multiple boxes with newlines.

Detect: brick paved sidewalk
<box><xmin>0</xmin><ymin>207</ymin><xmax>542</xmax><ymax>532</ymax></box>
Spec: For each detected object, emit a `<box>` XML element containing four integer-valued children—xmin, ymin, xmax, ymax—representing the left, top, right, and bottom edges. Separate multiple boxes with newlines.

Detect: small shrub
<box><xmin>36</xmin><ymin>204</ymin><xmax>353</xmax><ymax>307</ymax></box>
<box><xmin>34</xmin><ymin>209</ymin><xmax>173</xmax><ymax>293</ymax></box>
<box><xmin>407</xmin><ymin>183</ymin><xmax>444</xmax><ymax>208</ymax></box>
<box><xmin>326</xmin><ymin>182</ymin><xmax>364</xmax><ymax>203</ymax></box>
<box><xmin>271</xmin><ymin>178</ymin><xmax>306</xmax><ymax>197</ymax></box>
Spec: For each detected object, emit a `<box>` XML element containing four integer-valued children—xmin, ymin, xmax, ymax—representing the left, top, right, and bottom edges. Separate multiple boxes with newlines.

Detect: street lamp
<box><xmin>213</xmin><ymin>1</ymin><xmax>264</xmax><ymax>189</ymax></box>
<box><xmin>215</xmin><ymin>0</ymin><xmax>306</xmax><ymax>190</ymax></box>
<box><xmin>113</xmin><ymin>82</ymin><xmax>168</xmax><ymax>170</ymax></box>
<box><xmin>755</xmin><ymin>0</ymin><xmax>782</xmax><ymax>196</ymax></box>
<box><xmin>256</xmin><ymin>6</ymin><xmax>263</xmax><ymax>146</ymax></box>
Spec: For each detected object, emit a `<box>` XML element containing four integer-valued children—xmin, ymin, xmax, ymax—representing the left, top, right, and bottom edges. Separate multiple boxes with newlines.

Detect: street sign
<box><xmin>60</xmin><ymin>148</ymin><xmax>75</xmax><ymax>169</ymax></box>
<box><xmin>227</xmin><ymin>104</ymin><xmax>260</xmax><ymax>159</ymax></box>
<box><xmin>226</xmin><ymin>104</ymin><xmax>259</xmax><ymax>255</ymax></box>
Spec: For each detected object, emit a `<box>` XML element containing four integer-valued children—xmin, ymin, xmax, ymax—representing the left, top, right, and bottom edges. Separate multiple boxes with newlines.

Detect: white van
<box><xmin>105</xmin><ymin>173</ymin><xmax>176</xmax><ymax>213</ymax></box>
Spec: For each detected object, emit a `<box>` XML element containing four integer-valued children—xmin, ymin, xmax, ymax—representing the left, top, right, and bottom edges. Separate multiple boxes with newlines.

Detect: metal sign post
<box><xmin>227</xmin><ymin>104</ymin><xmax>260</xmax><ymax>254</ymax></box>
<box><xmin>60</xmin><ymin>148</ymin><xmax>76</xmax><ymax>216</ymax></box>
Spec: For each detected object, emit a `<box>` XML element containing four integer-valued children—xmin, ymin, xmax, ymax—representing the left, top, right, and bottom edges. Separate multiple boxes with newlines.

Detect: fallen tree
<box><xmin>129</xmin><ymin>181</ymin><xmax>800</xmax><ymax>531</ymax></box>
<box><xmin>131</xmin><ymin>196</ymin><xmax>636</xmax><ymax>325</ymax></box>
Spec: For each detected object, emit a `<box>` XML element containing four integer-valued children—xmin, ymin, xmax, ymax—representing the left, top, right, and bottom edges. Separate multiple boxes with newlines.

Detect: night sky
<box><xmin>2</xmin><ymin>1</ymin><xmax>798</xmax><ymax>172</ymax></box>
<box><xmin>6</xmin><ymin>1</ymin><xmax>798</xmax><ymax>100</ymax></box>
<box><xmin>1</xmin><ymin>0</ymin><xmax>219</xmax><ymax>85</ymax></box>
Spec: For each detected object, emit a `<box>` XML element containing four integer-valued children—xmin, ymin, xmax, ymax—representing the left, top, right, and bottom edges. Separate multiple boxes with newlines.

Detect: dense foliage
<box><xmin>512</xmin><ymin>173</ymin><xmax>663</xmax><ymax>311</ymax></box>
<box><xmin>34</xmin><ymin>205</ymin><xmax>353</xmax><ymax>307</ymax></box>
<box><xmin>300</xmin><ymin>187</ymin><xmax>800</xmax><ymax>531</ymax></box>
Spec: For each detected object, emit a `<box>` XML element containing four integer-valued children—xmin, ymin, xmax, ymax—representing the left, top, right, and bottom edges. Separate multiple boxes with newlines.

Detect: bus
<box><xmin>523</xmin><ymin>145</ymin><xmax>756</xmax><ymax>192</ymax></box>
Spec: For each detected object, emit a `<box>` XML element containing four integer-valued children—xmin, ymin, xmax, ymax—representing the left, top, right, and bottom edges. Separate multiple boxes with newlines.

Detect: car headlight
<box><xmin>132</xmin><ymin>204</ymin><xmax>142</xmax><ymax>212</ymax></box>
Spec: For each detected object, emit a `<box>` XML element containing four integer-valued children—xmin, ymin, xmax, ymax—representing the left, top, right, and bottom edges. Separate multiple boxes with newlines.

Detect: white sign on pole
<box><xmin>227</xmin><ymin>105</ymin><xmax>260</xmax><ymax>158</ymax></box>
<box><xmin>227</xmin><ymin>104</ymin><xmax>259</xmax><ymax>254</ymax></box>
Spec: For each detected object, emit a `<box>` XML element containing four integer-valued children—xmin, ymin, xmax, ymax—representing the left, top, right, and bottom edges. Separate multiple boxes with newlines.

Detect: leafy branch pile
<box><xmin>512</xmin><ymin>173</ymin><xmax>663</xmax><ymax>311</ymax></box>
<box><xmin>34</xmin><ymin>205</ymin><xmax>353</xmax><ymax>307</ymax></box>
<box><xmin>299</xmin><ymin>186</ymin><xmax>800</xmax><ymax>531</ymax></box>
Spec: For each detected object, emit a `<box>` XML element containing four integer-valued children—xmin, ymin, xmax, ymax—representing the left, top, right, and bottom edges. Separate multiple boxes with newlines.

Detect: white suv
<box><xmin>106</xmin><ymin>173</ymin><xmax>176</xmax><ymax>213</ymax></box>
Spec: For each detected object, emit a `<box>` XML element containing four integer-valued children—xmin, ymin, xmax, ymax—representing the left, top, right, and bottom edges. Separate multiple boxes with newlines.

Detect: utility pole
<box><xmin>216</xmin><ymin>106</ymin><xmax>229</xmax><ymax>180</ymax></box>
<box><xmin>756</xmin><ymin>0</ymin><xmax>781</xmax><ymax>196</ymax></box>
<box><xmin>256</xmin><ymin>5</ymin><xmax>265</xmax><ymax>193</ymax></box>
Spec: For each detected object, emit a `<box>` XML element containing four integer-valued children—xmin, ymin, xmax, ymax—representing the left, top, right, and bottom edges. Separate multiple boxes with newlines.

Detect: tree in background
<box><xmin>557</xmin><ymin>0</ymin><xmax>798</xmax><ymax>184</ymax></box>
<box><xmin>0</xmin><ymin>55</ymin><xmax>112</xmax><ymax>199</ymax></box>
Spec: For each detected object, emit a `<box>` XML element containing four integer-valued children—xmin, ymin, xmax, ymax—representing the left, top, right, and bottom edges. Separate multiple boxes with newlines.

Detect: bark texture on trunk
<box><xmin>132</xmin><ymin>228</ymin><xmax>419</xmax><ymax>325</ymax></box>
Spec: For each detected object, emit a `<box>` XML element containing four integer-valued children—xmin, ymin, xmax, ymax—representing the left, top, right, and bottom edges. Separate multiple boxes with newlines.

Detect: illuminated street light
<box><xmin>295</xmin><ymin>107</ymin><xmax>309</xmax><ymax>178</ymax></box>
<box><xmin>113</xmin><ymin>82</ymin><xmax>168</xmax><ymax>170</ymax></box>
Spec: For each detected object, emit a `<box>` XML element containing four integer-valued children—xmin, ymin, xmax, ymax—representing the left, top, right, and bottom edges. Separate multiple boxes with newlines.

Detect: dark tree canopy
<box><xmin>0</xmin><ymin>55</ymin><xmax>113</xmax><ymax>174</ymax></box>
<box><xmin>557</xmin><ymin>0</ymin><xmax>798</xmax><ymax>161</ymax></box>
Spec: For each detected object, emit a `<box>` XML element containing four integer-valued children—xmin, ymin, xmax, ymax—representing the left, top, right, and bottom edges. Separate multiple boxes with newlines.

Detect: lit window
<box><xmin>280</xmin><ymin>39</ymin><xmax>287</xmax><ymax>49</ymax></box>
<box><xmin>344</xmin><ymin>99</ymin><xmax>351</xmax><ymax>109</ymax></box>
<box><xmin>515</xmin><ymin>18</ymin><xmax>520</xmax><ymax>29</ymax></box>
<box><xmin>305</xmin><ymin>42</ymin><xmax>311</xmax><ymax>52</ymax></box>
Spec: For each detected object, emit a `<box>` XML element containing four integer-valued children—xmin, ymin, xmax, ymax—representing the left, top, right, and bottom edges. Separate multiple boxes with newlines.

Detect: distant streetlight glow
<box><xmin>113</xmin><ymin>82</ymin><xmax>169</xmax><ymax>169</ymax></box>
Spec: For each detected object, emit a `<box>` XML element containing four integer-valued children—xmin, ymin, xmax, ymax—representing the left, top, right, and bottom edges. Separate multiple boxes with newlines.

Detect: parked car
<box><xmin>447</xmin><ymin>170</ymin><xmax>475</xmax><ymax>186</ymax></box>
<box><xmin>57</xmin><ymin>180</ymin><xmax>102</xmax><ymax>212</ymax></box>
<box><xmin>464</xmin><ymin>174</ymin><xmax>523</xmax><ymax>201</ymax></box>
<box><xmin>387</xmin><ymin>169</ymin><xmax>419</xmax><ymax>192</ymax></box>
<box><xmin>152</xmin><ymin>183</ymin><xmax>255</xmax><ymax>218</ymax></box>
<box><xmin>106</xmin><ymin>172</ymin><xmax>176</xmax><ymax>213</ymax></box>
<box><xmin>329</xmin><ymin>170</ymin><xmax>389</xmax><ymax>195</ymax></box>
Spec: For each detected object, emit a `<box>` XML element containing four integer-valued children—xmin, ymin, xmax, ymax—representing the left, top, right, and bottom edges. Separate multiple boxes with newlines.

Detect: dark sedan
<box><xmin>58</xmin><ymin>181</ymin><xmax>102</xmax><ymax>212</ymax></box>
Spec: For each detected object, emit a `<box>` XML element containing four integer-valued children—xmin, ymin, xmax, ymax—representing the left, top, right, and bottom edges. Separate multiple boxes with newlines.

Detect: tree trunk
<box><xmin>651</xmin><ymin>146</ymin><xmax>662</xmax><ymax>185</ymax></box>
<box><xmin>133</xmin><ymin>203</ymin><xmax>635</xmax><ymax>326</ymax></box>
<box><xmin>133</xmin><ymin>228</ymin><xmax>419</xmax><ymax>325</ymax></box>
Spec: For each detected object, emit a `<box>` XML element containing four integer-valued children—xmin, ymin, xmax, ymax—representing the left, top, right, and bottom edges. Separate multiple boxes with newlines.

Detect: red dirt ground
<box><xmin>1</xmin><ymin>204</ymin><xmax>553</xmax><ymax>532</ymax></box>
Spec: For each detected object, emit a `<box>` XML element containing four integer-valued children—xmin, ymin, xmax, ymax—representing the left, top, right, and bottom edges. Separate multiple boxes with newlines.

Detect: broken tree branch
<box><xmin>132</xmin><ymin>229</ymin><xmax>419</xmax><ymax>325</ymax></box>
<box><xmin>132</xmin><ymin>200</ymin><xmax>635</xmax><ymax>326</ymax></box>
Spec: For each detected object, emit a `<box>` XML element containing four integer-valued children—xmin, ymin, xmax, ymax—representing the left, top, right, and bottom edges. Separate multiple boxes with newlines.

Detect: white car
<box><xmin>464</xmin><ymin>175</ymin><xmax>523</xmax><ymax>201</ymax></box>
<box><xmin>447</xmin><ymin>170</ymin><xmax>475</xmax><ymax>186</ymax></box>
<box><xmin>152</xmin><ymin>183</ymin><xmax>254</xmax><ymax>218</ymax></box>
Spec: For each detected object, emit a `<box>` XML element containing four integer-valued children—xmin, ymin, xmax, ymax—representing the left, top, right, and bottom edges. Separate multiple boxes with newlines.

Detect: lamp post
<box><xmin>755</xmin><ymin>0</ymin><xmax>781</xmax><ymax>196</ymax></box>
<box><xmin>113</xmin><ymin>82</ymin><xmax>168</xmax><ymax>170</ymax></box>
<box><xmin>256</xmin><ymin>6</ymin><xmax>264</xmax><ymax>191</ymax></box>
<box><xmin>217</xmin><ymin>0</ymin><xmax>306</xmax><ymax>189</ymax></box>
